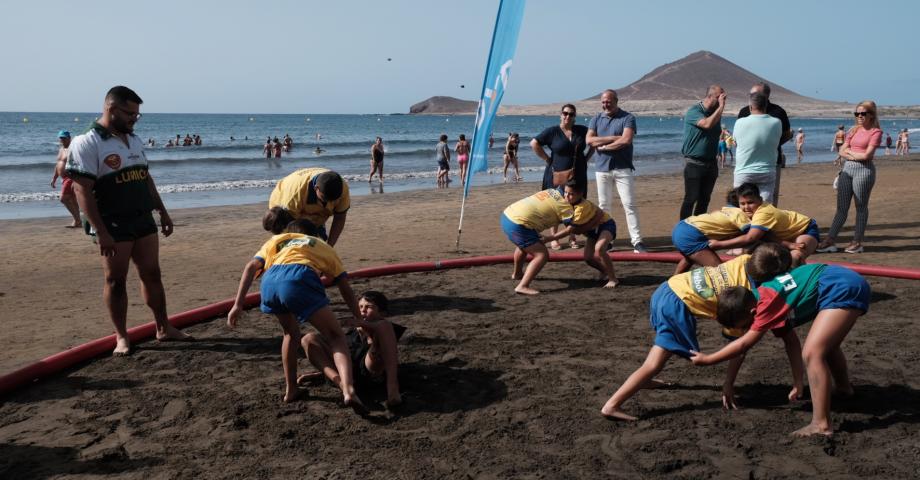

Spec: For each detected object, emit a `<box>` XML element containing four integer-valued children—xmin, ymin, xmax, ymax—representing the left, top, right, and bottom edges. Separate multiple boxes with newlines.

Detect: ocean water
<box><xmin>1</xmin><ymin>111</ymin><xmax>916</xmax><ymax>220</ymax></box>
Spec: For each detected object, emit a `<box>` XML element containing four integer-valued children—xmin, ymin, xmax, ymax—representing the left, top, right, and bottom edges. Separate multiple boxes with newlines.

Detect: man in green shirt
<box><xmin>680</xmin><ymin>85</ymin><xmax>726</xmax><ymax>219</ymax></box>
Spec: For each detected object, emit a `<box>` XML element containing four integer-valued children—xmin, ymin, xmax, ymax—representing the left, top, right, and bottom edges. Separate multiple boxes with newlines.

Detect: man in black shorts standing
<box><xmin>67</xmin><ymin>86</ymin><xmax>190</xmax><ymax>356</ymax></box>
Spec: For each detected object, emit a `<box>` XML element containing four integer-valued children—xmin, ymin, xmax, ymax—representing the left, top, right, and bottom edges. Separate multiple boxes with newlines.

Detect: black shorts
<box><xmin>345</xmin><ymin>322</ymin><xmax>407</xmax><ymax>381</ymax></box>
<box><xmin>99</xmin><ymin>211</ymin><xmax>158</xmax><ymax>242</ymax></box>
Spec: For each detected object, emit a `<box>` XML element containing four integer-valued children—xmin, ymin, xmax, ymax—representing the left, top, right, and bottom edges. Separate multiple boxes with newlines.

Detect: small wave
<box><xmin>0</xmin><ymin>166</ymin><xmax>547</xmax><ymax>202</ymax></box>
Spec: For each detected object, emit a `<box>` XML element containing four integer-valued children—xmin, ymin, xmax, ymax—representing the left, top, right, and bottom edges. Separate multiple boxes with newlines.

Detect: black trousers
<box><xmin>680</xmin><ymin>161</ymin><xmax>719</xmax><ymax>220</ymax></box>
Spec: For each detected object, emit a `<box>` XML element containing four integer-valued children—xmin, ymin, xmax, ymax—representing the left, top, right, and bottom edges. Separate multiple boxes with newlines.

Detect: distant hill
<box><xmin>410</xmin><ymin>96</ymin><xmax>477</xmax><ymax>114</ymax></box>
<box><xmin>410</xmin><ymin>50</ymin><xmax>919</xmax><ymax>117</ymax></box>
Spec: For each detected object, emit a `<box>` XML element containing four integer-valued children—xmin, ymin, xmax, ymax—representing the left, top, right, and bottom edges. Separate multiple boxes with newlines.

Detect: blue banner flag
<box><xmin>464</xmin><ymin>0</ymin><xmax>526</xmax><ymax>194</ymax></box>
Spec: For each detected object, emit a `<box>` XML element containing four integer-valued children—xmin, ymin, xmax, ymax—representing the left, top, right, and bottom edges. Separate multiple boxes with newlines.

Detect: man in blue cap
<box><xmin>51</xmin><ymin>130</ymin><xmax>81</xmax><ymax>227</ymax></box>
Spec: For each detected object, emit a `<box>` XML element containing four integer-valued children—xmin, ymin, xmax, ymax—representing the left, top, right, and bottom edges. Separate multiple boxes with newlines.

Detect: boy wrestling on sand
<box><xmin>601</xmin><ymin>243</ymin><xmax>790</xmax><ymax>420</ymax></box>
<box><xmin>227</xmin><ymin>219</ymin><xmax>368</xmax><ymax>413</ymax></box>
<box><xmin>300</xmin><ymin>291</ymin><xmax>406</xmax><ymax>409</ymax></box>
<box><xmin>690</xmin><ymin>262</ymin><xmax>870</xmax><ymax>437</ymax></box>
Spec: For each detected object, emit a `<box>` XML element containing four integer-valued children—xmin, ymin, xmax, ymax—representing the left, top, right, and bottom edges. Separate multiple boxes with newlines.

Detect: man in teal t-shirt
<box><xmin>680</xmin><ymin>85</ymin><xmax>726</xmax><ymax>219</ymax></box>
<box><xmin>732</xmin><ymin>92</ymin><xmax>782</xmax><ymax>204</ymax></box>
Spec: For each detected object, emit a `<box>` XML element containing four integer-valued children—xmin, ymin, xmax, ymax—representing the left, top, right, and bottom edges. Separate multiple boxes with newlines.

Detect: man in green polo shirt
<box><xmin>680</xmin><ymin>85</ymin><xmax>726</xmax><ymax>219</ymax></box>
<box><xmin>67</xmin><ymin>86</ymin><xmax>191</xmax><ymax>356</ymax></box>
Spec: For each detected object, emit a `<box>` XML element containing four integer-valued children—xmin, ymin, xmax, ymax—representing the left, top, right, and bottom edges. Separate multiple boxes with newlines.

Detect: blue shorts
<box><xmin>501</xmin><ymin>212</ymin><xmax>541</xmax><ymax>249</ymax></box>
<box><xmin>672</xmin><ymin>220</ymin><xmax>711</xmax><ymax>256</ymax></box>
<box><xmin>649</xmin><ymin>283</ymin><xmax>700</xmax><ymax>359</ymax></box>
<box><xmin>259</xmin><ymin>264</ymin><xmax>330</xmax><ymax>323</ymax></box>
<box><xmin>803</xmin><ymin>219</ymin><xmax>820</xmax><ymax>243</ymax></box>
<box><xmin>586</xmin><ymin>219</ymin><xmax>617</xmax><ymax>240</ymax></box>
<box><xmin>815</xmin><ymin>264</ymin><xmax>870</xmax><ymax>313</ymax></box>
<box><xmin>718</xmin><ymin>141</ymin><xmax>727</xmax><ymax>153</ymax></box>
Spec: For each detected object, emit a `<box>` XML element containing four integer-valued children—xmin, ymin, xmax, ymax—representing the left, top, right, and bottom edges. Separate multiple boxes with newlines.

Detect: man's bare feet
<box><xmin>791</xmin><ymin>423</ymin><xmax>833</xmax><ymax>437</ymax></box>
<box><xmin>156</xmin><ymin>324</ymin><xmax>193</xmax><ymax>342</ymax></box>
<box><xmin>600</xmin><ymin>406</ymin><xmax>637</xmax><ymax>422</ymax></box>
<box><xmin>113</xmin><ymin>337</ymin><xmax>133</xmax><ymax>357</ymax></box>
<box><xmin>66</xmin><ymin>222</ymin><xmax>80</xmax><ymax>228</ymax></box>
<box><xmin>602</xmin><ymin>279</ymin><xmax>619</xmax><ymax>289</ymax></box>
<box><xmin>514</xmin><ymin>285</ymin><xmax>540</xmax><ymax>295</ymax></box>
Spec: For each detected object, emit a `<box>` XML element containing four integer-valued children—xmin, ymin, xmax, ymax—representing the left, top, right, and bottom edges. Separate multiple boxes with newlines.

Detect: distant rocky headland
<box><xmin>410</xmin><ymin>51</ymin><xmax>919</xmax><ymax>118</ymax></box>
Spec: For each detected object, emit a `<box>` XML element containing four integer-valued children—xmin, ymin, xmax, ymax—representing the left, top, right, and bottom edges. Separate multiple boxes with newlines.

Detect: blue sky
<box><xmin>2</xmin><ymin>0</ymin><xmax>916</xmax><ymax>113</ymax></box>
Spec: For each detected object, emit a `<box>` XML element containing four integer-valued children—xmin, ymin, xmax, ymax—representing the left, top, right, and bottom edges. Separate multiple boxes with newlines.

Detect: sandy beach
<box><xmin>2</xmin><ymin>155</ymin><xmax>919</xmax><ymax>478</ymax></box>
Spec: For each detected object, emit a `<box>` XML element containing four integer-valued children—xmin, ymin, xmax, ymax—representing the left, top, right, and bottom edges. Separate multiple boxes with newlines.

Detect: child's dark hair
<box><xmin>735</xmin><ymin>182</ymin><xmax>761</xmax><ymax>201</ymax></box>
<box><xmin>726</xmin><ymin>188</ymin><xmax>739</xmax><ymax>207</ymax></box>
<box><xmin>359</xmin><ymin>291</ymin><xmax>389</xmax><ymax>314</ymax></box>
<box><xmin>716</xmin><ymin>286</ymin><xmax>756</xmax><ymax>328</ymax></box>
<box><xmin>564</xmin><ymin>178</ymin><xmax>580</xmax><ymax>189</ymax></box>
<box><xmin>285</xmin><ymin>219</ymin><xmax>321</xmax><ymax>236</ymax></box>
<box><xmin>315</xmin><ymin>171</ymin><xmax>344</xmax><ymax>201</ymax></box>
<box><xmin>263</xmin><ymin>206</ymin><xmax>294</xmax><ymax>234</ymax></box>
<box><xmin>746</xmin><ymin>242</ymin><xmax>792</xmax><ymax>282</ymax></box>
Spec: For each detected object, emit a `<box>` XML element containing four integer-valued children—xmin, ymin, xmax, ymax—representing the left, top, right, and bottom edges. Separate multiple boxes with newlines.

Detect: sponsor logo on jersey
<box><xmin>104</xmin><ymin>154</ymin><xmax>122</xmax><ymax>170</ymax></box>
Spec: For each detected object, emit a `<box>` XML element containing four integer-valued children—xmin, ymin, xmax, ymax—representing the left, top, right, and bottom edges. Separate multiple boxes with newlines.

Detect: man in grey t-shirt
<box><xmin>587</xmin><ymin>89</ymin><xmax>646</xmax><ymax>252</ymax></box>
<box><xmin>436</xmin><ymin>134</ymin><xmax>450</xmax><ymax>188</ymax></box>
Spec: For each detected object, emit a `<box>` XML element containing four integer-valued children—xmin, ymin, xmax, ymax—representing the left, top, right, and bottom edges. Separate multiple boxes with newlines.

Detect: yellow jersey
<box><xmin>255</xmin><ymin>233</ymin><xmax>346</xmax><ymax>279</ymax></box>
<box><xmin>667</xmin><ymin>254</ymin><xmax>752</xmax><ymax>319</ymax></box>
<box><xmin>572</xmin><ymin>198</ymin><xmax>611</xmax><ymax>225</ymax></box>
<box><xmin>503</xmin><ymin>189</ymin><xmax>592</xmax><ymax>231</ymax></box>
<box><xmin>269</xmin><ymin>168</ymin><xmax>350</xmax><ymax>226</ymax></box>
<box><xmin>686</xmin><ymin>207</ymin><xmax>749</xmax><ymax>239</ymax></box>
<box><xmin>748</xmin><ymin>203</ymin><xmax>812</xmax><ymax>241</ymax></box>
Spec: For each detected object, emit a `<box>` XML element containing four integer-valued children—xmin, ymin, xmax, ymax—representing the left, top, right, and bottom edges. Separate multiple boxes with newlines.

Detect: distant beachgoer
<box><xmin>265</xmin><ymin>168</ymin><xmax>350</xmax><ymax>246</ymax></box>
<box><xmin>718</xmin><ymin>126</ymin><xmax>729</xmax><ymax>168</ymax></box>
<box><xmin>176</xmin><ymin>134</ymin><xmax>181</xmax><ymax>146</ymax></box>
<box><xmin>795</xmin><ymin>128</ymin><xmax>805</xmax><ymax>163</ymax></box>
<box><xmin>436</xmin><ymin>134</ymin><xmax>450</xmax><ymax>188</ymax></box>
<box><xmin>166</xmin><ymin>139</ymin><xmax>174</xmax><ymax>147</ymax></box>
<box><xmin>273</xmin><ymin>138</ymin><xmax>283</xmax><ymax>158</ymax></box>
<box><xmin>230</xmin><ymin>136</ymin><xmax>235</xmax><ymax>141</ymax></box>
<box><xmin>369</xmin><ymin>136</ymin><xmax>384</xmax><ymax>183</ymax></box>
<box><xmin>283</xmin><ymin>133</ymin><xmax>293</xmax><ymax>152</ymax></box>
<box><xmin>301</xmin><ymin>290</ymin><xmax>405</xmax><ymax>408</ymax></box>
<box><xmin>817</xmin><ymin>101</ymin><xmax>882</xmax><ymax>255</ymax></box>
<box><xmin>833</xmin><ymin>125</ymin><xmax>846</xmax><ymax>165</ymax></box>
<box><xmin>194</xmin><ymin>134</ymin><xmax>202</xmax><ymax>146</ymax></box>
<box><xmin>588</xmin><ymin>89</ymin><xmax>646</xmax><ymax>252</ymax></box>
<box><xmin>532</xmin><ymin>103</ymin><xmax>591</xmax><ymax>250</ymax></box>
<box><xmin>902</xmin><ymin>128</ymin><xmax>911</xmax><ymax>155</ymax></box>
<box><xmin>316</xmin><ymin>133</ymin><xmax>322</xmax><ymax>141</ymax></box>
<box><xmin>489</xmin><ymin>133</ymin><xmax>495</xmax><ymax>149</ymax></box>
<box><xmin>732</xmin><ymin>92</ymin><xmax>782</xmax><ymax>204</ymax></box>
<box><xmin>455</xmin><ymin>134</ymin><xmax>471</xmax><ymax>186</ymax></box>
<box><xmin>183</xmin><ymin>134</ymin><xmax>192</xmax><ymax>146</ymax></box>
<box><xmin>314</xmin><ymin>146</ymin><xmax>325</xmax><ymax>155</ymax></box>
<box><xmin>680</xmin><ymin>85</ymin><xmax>725</xmax><ymax>220</ymax></box>
<box><xmin>227</xmin><ymin>220</ymin><xmax>367</xmax><ymax>411</ymax></box>
<box><xmin>502</xmin><ymin>133</ymin><xmax>521</xmax><ymax>182</ymax></box>
<box><xmin>725</xmin><ymin>131</ymin><xmax>735</xmax><ymax>165</ymax></box>
<box><xmin>263</xmin><ymin>138</ymin><xmax>272</xmax><ymax>158</ymax></box>
<box><xmin>737</xmin><ymin>82</ymin><xmax>791</xmax><ymax>206</ymax></box>
<box><xmin>50</xmin><ymin>130</ymin><xmax>81</xmax><ymax>228</ymax></box>
<box><xmin>66</xmin><ymin>85</ymin><xmax>190</xmax><ymax>356</ymax></box>
<box><xmin>884</xmin><ymin>133</ymin><xmax>891</xmax><ymax>155</ymax></box>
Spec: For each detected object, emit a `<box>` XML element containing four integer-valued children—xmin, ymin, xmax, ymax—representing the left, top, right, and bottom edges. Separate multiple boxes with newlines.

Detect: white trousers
<box><xmin>595</xmin><ymin>169</ymin><xmax>643</xmax><ymax>245</ymax></box>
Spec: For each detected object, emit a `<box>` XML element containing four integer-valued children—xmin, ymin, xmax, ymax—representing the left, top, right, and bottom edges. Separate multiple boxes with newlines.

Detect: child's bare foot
<box><xmin>511</xmin><ymin>272</ymin><xmax>523</xmax><ymax>280</ymax></box>
<box><xmin>66</xmin><ymin>221</ymin><xmax>80</xmax><ymax>228</ymax></box>
<box><xmin>344</xmin><ymin>394</ymin><xmax>369</xmax><ymax>416</ymax></box>
<box><xmin>600</xmin><ymin>406</ymin><xmax>637</xmax><ymax>421</ymax></box>
<box><xmin>602</xmin><ymin>279</ymin><xmax>619</xmax><ymax>289</ymax></box>
<box><xmin>156</xmin><ymin>325</ymin><xmax>193</xmax><ymax>342</ymax></box>
<box><xmin>791</xmin><ymin>423</ymin><xmax>833</xmax><ymax>437</ymax></box>
<box><xmin>113</xmin><ymin>337</ymin><xmax>133</xmax><ymax>357</ymax></box>
<box><xmin>514</xmin><ymin>285</ymin><xmax>540</xmax><ymax>295</ymax></box>
<box><xmin>385</xmin><ymin>393</ymin><xmax>403</xmax><ymax>409</ymax></box>
<box><xmin>549</xmin><ymin>241</ymin><xmax>562</xmax><ymax>250</ymax></box>
<box><xmin>297</xmin><ymin>372</ymin><xmax>325</xmax><ymax>386</ymax></box>
<box><xmin>283</xmin><ymin>388</ymin><xmax>305</xmax><ymax>403</ymax></box>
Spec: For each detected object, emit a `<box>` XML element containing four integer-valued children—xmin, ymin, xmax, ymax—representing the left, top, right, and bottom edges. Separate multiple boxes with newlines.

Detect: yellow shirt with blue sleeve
<box><xmin>748</xmin><ymin>204</ymin><xmax>811</xmax><ymax>241</ymax></box>
<box><xmin>686</xmin><ymin>207</ymin><xmax>749</xmax><ymax>239</ymax></box>
<box><xmin>572</xmin><ymin>199</ymin><xmax>610</xmax><ymax>226</ymax></box>
<box><xmin>255</xmin><ymin>233</ymin><xmax>346</xmax><ymax>281</ymax></box>
<box><xmin>269</xmin><ymin>168</ymin><xmax>350</xmax><ymax>226</ymax></box>
<box><xmin>667</xmin><ymin>254</ymin><xmax>752</xmax><ymax>319</ymax></box>
<box><xmin>503</xmin><ymin>189</ymin><xmax>590</xmax><ymax>231</ymax></box>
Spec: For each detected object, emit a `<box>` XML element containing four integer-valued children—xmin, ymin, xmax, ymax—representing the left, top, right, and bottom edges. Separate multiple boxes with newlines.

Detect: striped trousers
<box><xmin>827</xmin><ymin>160</ymin><xmax>876</xmax><ymax>242</ymax></box>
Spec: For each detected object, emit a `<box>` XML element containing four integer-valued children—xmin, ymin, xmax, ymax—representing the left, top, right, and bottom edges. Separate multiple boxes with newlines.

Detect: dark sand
<box><xmin>2</xmin><ymin>157</ymin><xmax>920</xmax><ymax>478</ymax></box>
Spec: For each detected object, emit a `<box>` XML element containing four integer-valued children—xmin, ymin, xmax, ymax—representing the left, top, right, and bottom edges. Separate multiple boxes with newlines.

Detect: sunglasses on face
<box><xmin>561</xmin><ymin>111</ymin><xmax>575</xmax><ymax>116</ymax></box>
<box><xmin>113</xmin><ymin>105</ymin><xmax>142</xmax><ymax>120</ymax></box>
<box><xmin>853</xmin><ymin>111</ymin><xmax>869</xmax><ymax>117</ymax></box>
